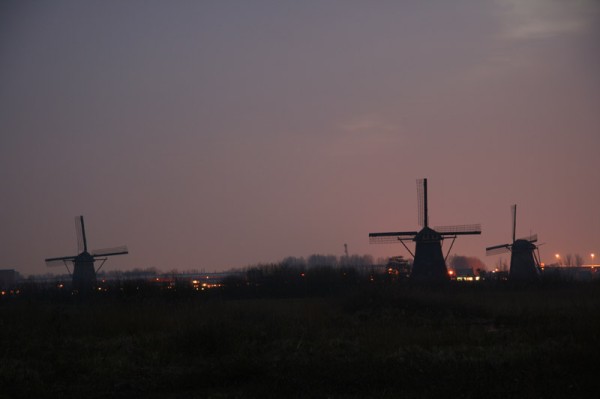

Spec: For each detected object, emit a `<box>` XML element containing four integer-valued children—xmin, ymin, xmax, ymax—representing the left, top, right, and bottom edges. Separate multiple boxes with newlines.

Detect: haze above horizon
<box><xmin>2</xmin><ymin>1</ymin><xmax>599</xmax><ymax>276</ymax></box>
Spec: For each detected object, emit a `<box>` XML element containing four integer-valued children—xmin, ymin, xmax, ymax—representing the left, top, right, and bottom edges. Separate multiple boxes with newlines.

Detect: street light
<box><xmin>555</xmin><ymin>253</ymin><xmax>561</xmax><ymax>266</ymax></box>
<box><xmin>592</xmin><ymin>253</ymin><xmax>595</xmax><ymax>264</ymax></box>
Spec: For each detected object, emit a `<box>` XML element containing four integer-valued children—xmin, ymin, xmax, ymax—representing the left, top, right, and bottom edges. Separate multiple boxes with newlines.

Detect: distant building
<box><xmin>452</xmin><ymin>267</ymin><xmax>477</xmax><ymax>281</ymax></box>
<box><xmin>479</xmin><ymin>269</ymin><xmax>509</xmax><ymax>281</ymax></box>
<box><xmin>386</xmin><ymin>256</ymin><xmax>411</xmax><ymax>279</ymax></box>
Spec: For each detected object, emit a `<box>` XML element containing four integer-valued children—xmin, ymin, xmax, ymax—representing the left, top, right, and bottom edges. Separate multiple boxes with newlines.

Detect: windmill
<box><xmin>486</xmin><ymin>204</ymin><xmax>541</xmax><ymax>282</ymax></box>
<box><xmin>369</xmin><ymin>178</ymin><xmax>481</xmax><ymax>281</ymax></box>
<box><xmin>45</xmin><ymin>216</ymin><xmax>128</xmax><ymax>291</ymax></box>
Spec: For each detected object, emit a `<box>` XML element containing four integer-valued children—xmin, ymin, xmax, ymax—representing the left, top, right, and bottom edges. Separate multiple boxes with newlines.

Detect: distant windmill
<box><xmin>369</xmin><ymin>178</ymin><xmax>481</xmax><ymax>281</ymax></box>
<box><xmin>45</xmin><ymin>216</ymin><xmax>128</xmax><ymax>291</ymax></box>
<box><xmin>486</xmin><ymin>204</ymin><xmax>541</xmax><ymax>282</ymax></box>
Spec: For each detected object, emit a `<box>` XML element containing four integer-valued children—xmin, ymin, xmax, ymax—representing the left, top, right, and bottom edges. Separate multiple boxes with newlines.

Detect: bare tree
<box><xmin>564</xmin><ymin>254</ymin><xmax>573</xmax><ymax>267</ymax></box>
<box><xmin>449</xmin><ymin>255</ymin><xmax>486</xmax><ymax>271</ymax></box>
<box><xmin>307</xmin><ymin>254</ymin><xmax>337</xmax><ymax>268</ymax></box>
<box><xmin>281</xmin><ymin>256</ymin><xmax>307</xmax><ymax>268</ymax></box>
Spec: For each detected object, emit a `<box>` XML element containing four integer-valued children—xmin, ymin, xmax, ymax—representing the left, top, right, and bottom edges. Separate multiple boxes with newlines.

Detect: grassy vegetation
<box><xmin>1</xmin><ymin>281</ymin><xmax>600</xmax><ymax>398</ymax></box>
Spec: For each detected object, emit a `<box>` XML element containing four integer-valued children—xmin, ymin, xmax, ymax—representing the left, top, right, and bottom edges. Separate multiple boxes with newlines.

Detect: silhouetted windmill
<box><xmin>486</xmin><ymin>204</ymin><xmax>541</xmax><ymax>282</ymax></box>
<box><xmin>369</xmin><ymin>178</ymin><xmax>481</xmax><ymax>281</ymax></box>
<box><xmin>45</xmin><ymin>216</ymin><xmax>128</xmax><ymax>291</ymax></box>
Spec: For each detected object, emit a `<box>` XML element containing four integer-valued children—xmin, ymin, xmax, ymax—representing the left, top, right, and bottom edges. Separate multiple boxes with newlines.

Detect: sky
<box><xmin>1</xmin><ymin>0</ymin><xmax>599</xmax><ymax>276</ymax></box>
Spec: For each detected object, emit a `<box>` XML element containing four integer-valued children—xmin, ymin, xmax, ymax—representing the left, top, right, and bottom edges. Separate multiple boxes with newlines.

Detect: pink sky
<box><xmin>1</xmin><ymin>1</ymin><xmax>599</xmax><ymax>276</ymax></box>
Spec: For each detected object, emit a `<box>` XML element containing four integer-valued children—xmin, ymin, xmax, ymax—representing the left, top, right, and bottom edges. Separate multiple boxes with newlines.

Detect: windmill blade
<box><xmin>369</xmin><ymin>231</ymin><xmax>418</xmax><ymax>244</ymax></box>
<box><xmin>45</xmin><ymin>255</ymin><xmax>77</xmax><ymax>267</ymax></box>
<box><xmin>75</xmin><ymin>215</ymin><xmax>87</xmax><ymax>253</ymax></box>
<box><xmin>91</xmin><ymin>246</ymin><xmax>128</xmax><ymax>257</ymax></box>
<box><xmin>45</xmin><ymin>255</ymin><xmax>77</xmax><ymax>262</ymax></box>
<box><xmin>435</xmin><ymin>224</ymin><xmax>482</xmax><ymax>235</ymax></box>
<box><xmin>485</xmin><ymin>243</ymin><xmax>511</xmax><ymax>256</ymax></box>
<box><xmin>416</xmin><ymin>178</ymin><xmax>427</xmax><ymax>227</ymax></box>
<box><xmin>518</xmin><ymin>234</ymin><xmax>537</xmax><ymax>243</ymax></box>
<box><xmin>511</xmin><ymin>204</ymin><xmax>517</xmax><ymax>243</ymax></box>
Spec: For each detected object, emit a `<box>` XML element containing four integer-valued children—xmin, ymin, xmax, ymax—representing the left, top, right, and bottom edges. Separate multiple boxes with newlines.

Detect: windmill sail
<box><xmin>45</xmin><ymin>257</ymin><xmax>76</xmax><ymax>267</ymax></box>
<box><xmin>417</xmin><ymin>178</ymin><xmax>427</xmax><ymax>227</ymax></box>
<box><xmin>75</xmin><ymin>216</ymin><xmax>87</xmax><ymax>253</ymax></box>
<box><xmin>435</xmin><ymin>224</ymin><xmax>482</xmax><ymax>235</ymax></box>
<box><xmin>91</xmin><ymin>246</ymin><xmax>129</xmax><ymax>257</ymax></box>
<box><xmin>485</xmin><ymin>243</ymin><xmax>511</xmax><ymax>255</ymax></box>
<box><xmin>511</xmin><ymin>204</ymin><xmax>517</xmax><ymax>242</ymax></box>
<box><xmin>369</xmin><ymin>231</ymin><xmax>418</xmax><ymax>244</ymax></box>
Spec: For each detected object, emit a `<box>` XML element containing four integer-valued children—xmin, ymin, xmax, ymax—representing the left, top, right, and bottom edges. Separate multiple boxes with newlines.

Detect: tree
<box><xmin>565</xmin><ymin>254</ymin><xmax>574</xmax><ymax>267</ymax></box>
<box><xmin>449</xmin><ymin>255</ymin><xmax>487</xmax><ymax>271</ymax></box>
<box><xmin>281</xmin><ymin>256</ymin><xmax>306</xmax><ymax>268</ymax></box>
<box><xmin>307</xmin><ymin>254</ymin><xmax>337</xmax><ymax>268</ymax></box>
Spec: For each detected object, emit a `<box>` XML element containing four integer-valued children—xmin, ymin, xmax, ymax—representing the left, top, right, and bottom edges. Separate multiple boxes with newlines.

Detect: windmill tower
<box><xmin>369</xmin><ymin>179</ymin><xmax>481</xmax><ymax>281</ymax></box>
<box><xmin>45</xmin><ymin>216</ymin><xmax>128</xmax><ymax>291</ymax></box>
<box><xmin>486</xmin><ymin>204</ymin><xmax>541</xmax><ymax>282</ymax></box>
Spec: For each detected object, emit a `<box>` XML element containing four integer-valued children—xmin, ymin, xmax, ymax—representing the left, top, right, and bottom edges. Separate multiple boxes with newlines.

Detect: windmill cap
<box><xmin>512</xmin><ymin>239</ymin><xmax>536</xmax><ymax>251</ymax></box>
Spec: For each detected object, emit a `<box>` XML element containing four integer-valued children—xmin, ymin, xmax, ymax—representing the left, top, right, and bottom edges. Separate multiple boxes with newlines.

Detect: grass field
<box><xmin>1</xmin><ymin>281</ymin><xmax>600</xmax><ymax>398</ymax></box>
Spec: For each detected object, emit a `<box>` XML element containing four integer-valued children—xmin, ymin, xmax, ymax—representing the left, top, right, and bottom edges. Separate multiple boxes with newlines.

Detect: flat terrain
<box><xmin>1</xmin><ymin>282</ymin><xmax>600</xmax><ymax>398</ymax></box>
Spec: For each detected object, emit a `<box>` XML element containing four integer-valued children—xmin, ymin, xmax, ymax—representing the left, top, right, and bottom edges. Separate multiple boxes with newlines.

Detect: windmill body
<box><xmin>369</xmin><ymin>179</ymin><xmax>481</xmax><ymax>281</ymax></box>
<box><xmin>510</xmin><ymin>239</ymin><xmax>540</xmax><ymax>281</ymax></box>
<box><xmin>71</xmin><ymin>252</ymin><xmax>97</xmax><ymax>291</ymax></box>
<box><xmin>486</xmin><ymin>205</ymin><xmax>541</xmax><ymax>282</ymax></box>
<box><xmin>411</xmin><ymin>227</ymin><xmax>447</xmax><ymax>280</ymax></box>
<box><xmin>45</xmin><ymin>216</ymin><xmax>128</xmax><ymax>291</ymax></box>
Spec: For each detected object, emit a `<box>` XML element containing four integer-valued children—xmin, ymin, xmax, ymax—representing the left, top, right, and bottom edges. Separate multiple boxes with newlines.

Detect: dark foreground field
<box><xmin>2</xmin><ymin>282</ymin><xmax>600</xmax><ymax>398</ymax></box>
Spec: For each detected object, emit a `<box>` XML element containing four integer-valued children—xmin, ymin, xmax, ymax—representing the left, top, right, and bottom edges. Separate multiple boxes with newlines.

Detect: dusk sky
<box><xmin>2</xmin><ymin>0</ymin><xmax>599</xmax><ymax>276</ymax></box>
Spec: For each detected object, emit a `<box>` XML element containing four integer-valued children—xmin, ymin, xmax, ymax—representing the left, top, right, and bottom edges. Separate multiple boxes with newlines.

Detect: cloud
<box><xmin>497</xmin><ymin>0</ymin><xmax>596</xmax><ymax>41</ymax></box>
<box><xmin>324</xmin><ymin>113</ymin><xmax>405</xmax><ymax>159</ymax></box>
<box><xmin>458</xmin><ymin>0</ymin><xmax>598</xmax><ymax>82</ymax></box>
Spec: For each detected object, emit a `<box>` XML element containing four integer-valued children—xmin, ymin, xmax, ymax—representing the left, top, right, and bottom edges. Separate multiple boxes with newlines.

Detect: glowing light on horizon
<box><xmin>554</xmin><ymin>253</ymin><xmax>562</xmax><ymax>266</ymax></box>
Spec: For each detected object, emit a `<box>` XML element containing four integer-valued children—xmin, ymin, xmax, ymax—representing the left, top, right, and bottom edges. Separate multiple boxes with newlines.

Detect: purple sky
<box><xmin>2</xmin><ymin>1</ymin><xmax>599</xmax><ymax>276</ymax></box>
